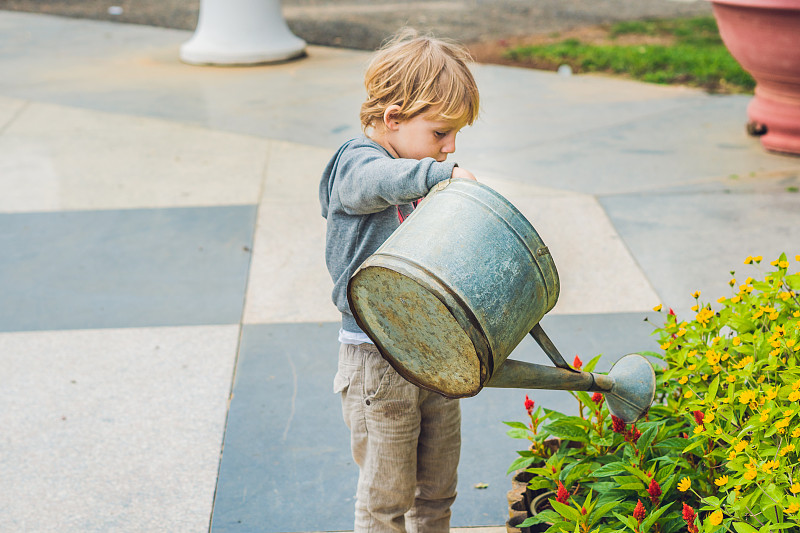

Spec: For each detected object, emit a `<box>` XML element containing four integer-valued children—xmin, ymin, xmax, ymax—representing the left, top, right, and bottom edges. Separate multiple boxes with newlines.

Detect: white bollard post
<box><xmin>180</xmin><ymin>0</ymin><xmax>306</xmax><ymax>66</ymax></box>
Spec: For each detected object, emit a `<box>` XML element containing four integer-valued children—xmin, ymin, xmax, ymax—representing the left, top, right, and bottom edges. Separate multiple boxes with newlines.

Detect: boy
<box><xmin>319</xmin><ymin>30</ymin><xmax>481</xmax><ymax>533</ymax></box>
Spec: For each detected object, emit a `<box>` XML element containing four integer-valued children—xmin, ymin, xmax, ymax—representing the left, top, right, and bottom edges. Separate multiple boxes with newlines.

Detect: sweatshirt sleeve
<box><xmin>335</xmin><ymin>145</ymin><xmax>456</xmax><ymax>215</ymax></box>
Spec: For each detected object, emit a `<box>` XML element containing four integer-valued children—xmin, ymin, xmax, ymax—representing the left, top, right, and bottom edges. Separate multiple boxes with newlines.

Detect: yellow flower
<box><xmin>792</xmin><ymin>381</ymin><xmax>800</xmax><ymax>391</ymax></box>
<box><xmin>769</xmin><ymin>312</ymin><xmax>780</xmax><ymax>320</ymax></box>
<box><xmin>726</xmin><ymin>375</ymin><xmax>736</xmax><ymax>383</ymax></box>
<box><xmin>744</xmin><ymin>469</ymin><xmax>757</xmax><ymax>480</ymax></box>
<box><xmin>685</xmin><ymin>390</ymin><xmax>694</xmax><ymax>399</ymax></box>
<box><xmin>788</xmin><ymin>339</ymin><xmax>797</xmax><ymax>348</ymax></box>
<box><xmin>760</xmin><ymin>412</ymin><xmax>770</xmax><ymax>422</ymax></box>
<box><xmin>693</xmin><ymin>425</ymin><xmax>704</xmax><ymax>434</ymax></box>
<box><xmin>738</xmin><ymin>390</ymin><xmax>757</xmax><ymax>404</ymax></box>
<box><xmin>754</xmin><ymin>256</ymin><xmax>762</xmax><ymax>263</ymax></box>
<box><xmin>791</xmin><ymin>483</ymin><xmax>800</xmax><ymax>494</ymax></box>
<box><xmin>717</xmin><ymin>296</ymin><xmax>726</xmax><ymax>303</ymax></box>
<box><xmin>732</xmin><ymin>336</ymin><xmax>741</xmax><ymax>346</ymax></box>
<box><xmin>787</xmin><ymin>502</ymin><xmax>800</xmax><ymax>514</ymax></box>
<box><xmin>677</xmin><ymin>328</ymin><xmax>687</xmax><ymax>337</ymax></box>
<box><xmin>653</xmin><ymin>304</ymin><xmax>662</xmax><ymax>311</ymax></box>
<box><xmin>714</xmin><ymin>475</ymin><xmax>728</xmax><ymax>487</ymax></box>
<box><xmin>715</xmin><ymin>427</ymin><xmax>722</xmax><ymax>435</ymax></box>
<box><xmin>789</xmin><ymin>391</ymin><xmax>800</xmax><ymax>402</ymax></box>
<box><xmin>679</xmin><ymin>376</ymin><xmax>688</xmax><ymax>384</ymax></box>
<box><xmin>660</xmin><ymin>341</ymin><xmax>671</xmax><ymax>350</ymax></box>
<box><xmin>728</xmin><ymin>450</ymin><xmax>737</xmax><ymax>461</ymax></box>
<box><xmin>780</xmin><ymin>444</ymin><xmax>795</xmax><ymax>456</ymax></box>
<box><xmin>692</xmin><ymin>290</ymin><xmax>701</xmax><ymax>298</ymax></box>
<box><xmin>744</xmin><ymin>256</ymin><xmax>753</xmax><ymax>264</ymax></box>
<box><xmin>691</xmin><ymin>304</ymin><xmax>699</xmax><ymax>312</ymax></box>
<box><xmin>688</xmin><ymin>349</ymin><xmax>698</xmax><ymax>358</ymax></box>
<box><xmin>758</xmin><ymin>375</ymin><xmax>766</xmax><ymax>383</ymax></box>
<box><xmin>734</xmin><ymin>440</ymin><xmax>748</xmax><ymax>452</ymax></box>
<box><xmin>776</xmin><ymin>418</ymin><xmax>791</xmax><ymax>430</ymax></box>
<box><xmin>762</xmin><ymin>460</ymin><xmax>779</xmax><ymax>473</ymax></box>
<box><xmin>780</xmin><ymin>260</ymin><xmax>790</xmax><ymax>268</ymax></box>
<box><xmin>705</xmin><ymin>412</ymin><xmax>715</xmax><ymax>423</ymax></box>
<box><xmin>732</xmin><ymin>295</ymin><xmax>741</xmax><ymax>303</ymax></box>
<box><xmin>688</xmin><ymin>364</ymin><xmax>696</xmax><ymax>371</ymax></box>
<box><xmin>793</xmin><ymin>427</ymin><xmax>800</xmax><ymax>438</ymax></box>
<box><xmin>770</xmin><ymin>348</ymin><xmax>781</xmax><ymax>357</ymax></box>
<box><xmin>796</xmin><ymin>254</ymin><xmax>800</xmax><ymax>261</ymax></box>
<box><xmin>678</xmin><ymin>477</ymin><xmax>691</xmax><ymax>491</ymax></box>
<box><xmin>708</xmin><ymin>510</ymin><xmax>723</xmax><ymax>525</ymax></box>
<box><xmin>729</xmin><ymin>277</ymin><xmax>736</xmax><ymax>286</ymax></box>
<box><xmin>764</xmin><ymin>388</ymin><xmax>777</xmax><ymax>400</ymax></box>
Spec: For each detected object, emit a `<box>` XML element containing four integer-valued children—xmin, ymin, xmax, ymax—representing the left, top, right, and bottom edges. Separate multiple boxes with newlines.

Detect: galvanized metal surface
<box><xmin>349</xmin><ymin>179</ymin><xmax>559</xmax><ymax>397</ymax></box>
<box><xmin>347</xmin><ymin>179</ymin><xmax>655</xmax><ymax>421</ymax></box>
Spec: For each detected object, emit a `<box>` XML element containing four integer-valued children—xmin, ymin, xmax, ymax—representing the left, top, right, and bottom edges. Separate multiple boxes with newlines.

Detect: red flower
<box><xmin>693</xmin><ymin>410</ymin><xmax>704</xmax><ymax>427</ymax></box>
<box><xmin>633</xmin><ymin>499</ymin><xmax>646</xmax><ymax>524</ymax></box>
<box><xmin>556</xmin><ymin>481</ymin><xmax>569</xmax><ymax>504</ymax></box>
<box><xmin>591</xmin><ymin>392</ymin><xmax>604</xmax><ymax>406</ymax></box>
<box><xmin>573</xmin><ymin>355</ymin><xmax>583</xmax><ymax>370</ymax></box>
<box><xmin>682</xmin><ymin>503</ymin><xmax>698</xmax><ymax>533</ymax></box>
<box><xmin>524</xmin><ymin>394</ymin><xmax>535</xmax><ymax>415</ymax></box>
<box><xmin>647</xmin><ymin>478</ymin><xmax>661</xmax><ymax>505</ymax></box>
<box><xmin>668</xmin><ymin>308</ymin><xmax>676</xmax><ymax>316</ymax></box>
<box><xmin>611</xmin><ymin>415</ymin><xmax>626</xmax><ymax>434</ymax></box>
<box><xmin>628</xmin><ymin>424</ymin><xmax>642</xmax><ymax>443</ymax></box>
<box><xmin>581</xmin><ymin>506</ymin><xmax>587</xmax><ymax>515</ymax></box>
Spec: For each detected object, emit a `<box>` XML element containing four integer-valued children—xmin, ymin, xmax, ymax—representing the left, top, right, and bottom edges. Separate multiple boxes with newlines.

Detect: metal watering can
<box><xmin>347</xmin><ymin>179</ymin><xmax>655</xmax><ymax>423</ymax></box>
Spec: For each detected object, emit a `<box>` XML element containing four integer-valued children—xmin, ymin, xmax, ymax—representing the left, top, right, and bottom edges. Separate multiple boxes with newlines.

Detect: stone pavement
<box><xmin>1</xmin><ymin>9</ymin><xmax>800</xmax><ymax>533</ymax></box>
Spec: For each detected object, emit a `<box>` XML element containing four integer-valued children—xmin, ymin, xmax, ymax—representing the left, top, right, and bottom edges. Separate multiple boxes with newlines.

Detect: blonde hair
<box><xmin>360</xmin><ymin>29</ymin><xmax>480</xmax><ymax>132</ymax></box>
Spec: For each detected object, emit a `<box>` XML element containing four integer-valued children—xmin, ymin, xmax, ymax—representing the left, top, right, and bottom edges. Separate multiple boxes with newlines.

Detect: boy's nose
<box><xmin>442</xmin><ymin>138</ymin><xmax>456</xmax><ymax>153</ymax></box>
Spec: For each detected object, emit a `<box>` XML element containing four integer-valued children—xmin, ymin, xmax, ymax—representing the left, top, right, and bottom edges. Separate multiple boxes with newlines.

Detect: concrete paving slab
<box><xmin>0</xmin><ymin>325</ymin><xmax>239</xmax><ymax>533</ymax></box>
<box><xmin>466</xmin><ymin>92</ymin><xmax>799</xmax><ymax>196</ymax></box>
<box><xmin>0</xmin><ymin>206</ymin><xmax>255</xmax><ymax>332</ymax></box>
<box><xmin>482</xmin><ymin>176</ymin><xmax>660</xmax><ymax>314</ymax></box>
<box><xmin>212</xmin><ymin>314</ymin><xmax>655</xmax><ymax>531</ymax></box>
<box><xmin>0</xmin><ymin>100</ymin><xmax>270</xmax><ymax>212</ymax></box>
<box><xmin>601</xmin><ymin>189</ymin><xmax>800</xmax><ymax>316</ymax></box>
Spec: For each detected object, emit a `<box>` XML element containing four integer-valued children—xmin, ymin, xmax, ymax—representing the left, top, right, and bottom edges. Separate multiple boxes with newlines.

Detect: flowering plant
<box><xmin>506</xmin><ymin>253</ymin><xmax>800</xmax><ymax>533</ymax></box>
<box><xmin>652</xmin><ymin>253</ymin><xmax>800</xmax><ymax>532</ymax></box>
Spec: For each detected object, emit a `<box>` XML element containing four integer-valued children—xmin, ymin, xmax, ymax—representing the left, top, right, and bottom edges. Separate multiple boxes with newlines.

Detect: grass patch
<box><xmin>503</xmin><ymin>16</ymin><xmax>755</xmax><ymax>93</ymax></box>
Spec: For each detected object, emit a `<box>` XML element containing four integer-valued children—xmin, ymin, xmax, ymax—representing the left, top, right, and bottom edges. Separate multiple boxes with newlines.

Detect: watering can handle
<box><xmin>529</xmin><ymin>324</ymin><xmax>580</xmax><ymax>373</ymax></box>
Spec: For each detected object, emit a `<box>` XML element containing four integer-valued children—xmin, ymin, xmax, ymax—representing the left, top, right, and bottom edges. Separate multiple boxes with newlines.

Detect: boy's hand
<box><xmin>451</xmin><ymin>167</ymin><xmax>477</xmax><ymax>181</ymax></box>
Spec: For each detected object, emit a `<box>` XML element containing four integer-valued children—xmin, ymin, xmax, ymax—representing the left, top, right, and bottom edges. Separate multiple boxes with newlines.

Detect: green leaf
<box><xmin>506</xmin><ymin>428</ymin><xmax>531</xmax><ymax>439</ymax></box>
<box><xmin>621</xmin><ymin>463</ymin><xmax>651</xmax><ymax>484</ymax></box>
<box><xmin>682</xmin><ymin>438</ymin><xmax>706</xmax><ymax>454</ymax></box>
<box><xmin>543</xmin><ymin>419</ymin><xmax>591</xmax><ymax>443</ymax></box>
<box><xmin>732</xmin><ymin>522</ymin><xmax>758</xmax><ymax>533</ymax></box>
<box><xmin>551</xmin><ymin>499</ymin><xmax>583</xmax><ymax>522</ymax></box>
<box><xmin>707</xmin><ymin>375</ymin><xmax>720</xmax><ymax>402</ymax></box>
<box><xmin>642</xmin><ymin>502</ymin><xmax>673</xmax><ymax>531</ymax></box>
<box><xmin>504</xmin><ymin>421</ymin><xmax>531</xmax><ymax>430</ymax></box>
<box><xmin>592</xmin><ymin>462</ymin><xmax>627</xmax><ymax>477</ymax></box>
<box><xmin>506</xmin><ymin>455</ymin><xmax>537</xmax><ymax>474</ymax></box>
<box><xmin>585</xmin><ymin>353</ymin><xmax>603</xmax><ymax>373</ymax></box>
<box><xmin>589</xmin><ymin>500</ymin><xmax>623</xmax><ymax>528</ymax></box>
<box><xmin>612</xmin><ymin>512</ymin><xmax>638</xmax><ymax>531</ymax></box>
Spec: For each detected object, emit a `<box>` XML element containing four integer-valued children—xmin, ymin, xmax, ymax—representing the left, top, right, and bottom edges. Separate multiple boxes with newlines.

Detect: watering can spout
<box><xmin>486</xmin><ymin>324</ymin><xmax>656</xmax><ymax>423</ymax></box>
<box><xmin>485</xmin><ymin>352</ymin><xmax>656</xmax><ymax>424</ymax></box>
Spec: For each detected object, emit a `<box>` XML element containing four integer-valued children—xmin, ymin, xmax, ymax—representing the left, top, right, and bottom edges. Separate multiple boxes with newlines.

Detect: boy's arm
<box><xmin>336</xmin><ymin>148</ymin><xmax>456</xmax><ymax>215</ymax></box>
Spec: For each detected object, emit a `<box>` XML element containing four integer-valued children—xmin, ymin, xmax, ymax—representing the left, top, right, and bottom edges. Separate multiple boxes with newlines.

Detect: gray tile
<box><xmin>0</xmin><ymin>206</ymin><xmax>256</xmax><ymax>332</ymax></box>
<box><xmin>601</xmin><ymin>190</ymin><xmax>800</xmax><ymax>317</ymax></box>
<box><xmin>212</xmin><ymin>314</ymin><xmax>657</xmax><ymax>531</ymax></box>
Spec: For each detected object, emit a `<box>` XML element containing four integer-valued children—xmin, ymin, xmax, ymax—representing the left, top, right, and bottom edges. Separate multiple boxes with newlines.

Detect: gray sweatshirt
<box><xmin>319</xmin><ymin>136</ymin><xmax>457</xmax><ymax>333</ymax></box>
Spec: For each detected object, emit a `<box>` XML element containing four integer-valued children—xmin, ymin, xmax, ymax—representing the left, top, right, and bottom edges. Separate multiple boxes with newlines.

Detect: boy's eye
<box><xmin>434</xmin><ymin>131</ymin><xmax>446</xmax><ymax>138</ymax></box>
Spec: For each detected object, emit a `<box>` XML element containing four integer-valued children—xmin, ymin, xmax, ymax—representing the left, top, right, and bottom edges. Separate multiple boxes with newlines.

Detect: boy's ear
<box><xmin>383</xmin><ymin>105</ymin><xmax>403</xmax><ymax>131</ymax></box>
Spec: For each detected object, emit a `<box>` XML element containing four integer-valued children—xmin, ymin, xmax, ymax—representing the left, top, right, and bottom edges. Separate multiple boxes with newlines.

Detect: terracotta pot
<box><xmin>709</xmin><ymin>0</ymin><xmax>800</xmax><ymax>155</ymax></box>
